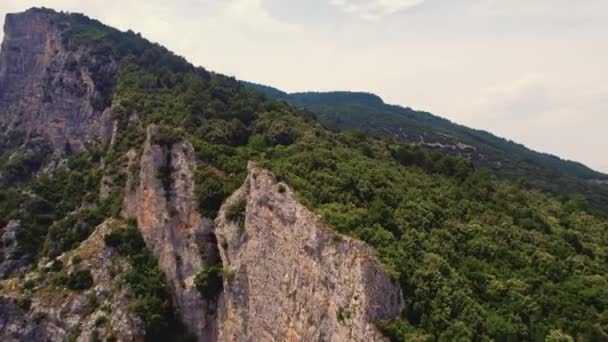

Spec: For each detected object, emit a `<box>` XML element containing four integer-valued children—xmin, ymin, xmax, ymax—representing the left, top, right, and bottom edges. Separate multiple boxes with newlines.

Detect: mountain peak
<box><xmin>290</xmin><ymin>91</ymin><xmax>385</xmax><ymax>106</ymax></box>
<box><xmin>0</xmin><ymin>7</ymin><xmax>116</xmax><ymax>153</ymax></box>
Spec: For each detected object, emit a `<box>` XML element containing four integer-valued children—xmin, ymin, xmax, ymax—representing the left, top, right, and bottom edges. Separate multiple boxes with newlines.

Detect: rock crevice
<box><xmin>124</xmin><ymin>125</ymin><xmax>217</xmax><ymax>340</ymax></box>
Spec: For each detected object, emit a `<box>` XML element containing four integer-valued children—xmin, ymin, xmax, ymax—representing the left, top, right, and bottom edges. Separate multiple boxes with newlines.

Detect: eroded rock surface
<box><xmin>0</xmin><ymin>220</ymin><xmax>30</xmax><ymax>279</ymax></box>
<box><xmin>0</xmin><ymin>219</ymin><xmax>144</xmax><ymax>342</ymax></box>
<box><xmin>124</xmin><ymin>125</ymin><xmax>217</xmax><ymax>340</ymax></box>
<box><xmin>0</xmin><ymin>8</ymin><xmax>115</xmax><ymax>153</ymax></box>
<box><xmin>215</xmin><ymin>162</ymin><xmax>403</xmax><ymax>342</ymax></box>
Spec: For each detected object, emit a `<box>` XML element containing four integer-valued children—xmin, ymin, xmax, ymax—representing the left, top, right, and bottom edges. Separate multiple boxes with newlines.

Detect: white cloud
<box><xmin>328</xmin><ymin>0</ymin><xmax>425</xmax><ymax>20</ymax></box>
<box><xmin>462</xmin><ymin>73</ymin><xmax>608</xmax><ymax>172</ymax></box>
<box><xmin>222</xmin><ymin>0</ymin><xmax>300</xmax><ymax>34</ymax></box>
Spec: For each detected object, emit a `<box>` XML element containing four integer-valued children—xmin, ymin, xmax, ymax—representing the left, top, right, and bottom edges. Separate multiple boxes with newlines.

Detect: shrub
<box><xmin>71</xmin><ymin>254</ymin><xmax>82</xmax><ymax>265</ymax></box>
<box><xmin>51</xmin><ymin>272</ymin><xmax>69</xmax><ymax>287</ymax></box>
<box><xmin>15</xmin><ymin>296</ymin><xmax>32</xmax><ymax>312</ymax></box>
<box><xmin>50</xmin><ymin>259</ymin><xmax>64</xmax><ymax>272</ymax></box>
<box><xmin>225</xmin><ymin>198</ymin><xmax>246</xmax><ymax>234</ymax></box>
<box><xmin>336</xmin><ymin>306</ymin><xmax>351</xmax><ymax>323</ymax></box>
<box><xmin>195</xmin><ymin>168</ymin><xmax>226</xmax><ymax>217</ymax></box>
<box><xmin>22</xmin><ymin>279</ymin><xmax>36</xmax><ymax>291</ymax></box>
<box><xmin>194</xmin><ymin>264</ymin><xmax>224</xmax><ymax>301</ymax></box>
<box><xmin>103</xmin><ymin>231</ymin><xmax>122</xmax><ymax>248</ymax></box>
<box><xmin>153</xmin><ymin>125</ymin><xmax>182</xmax><ymax>146</ymax></box>
<box><xmin>66</xmin><ymin>270</ymin><xmax>94</xmax><ymax>291</ymax></box>
<box><xmin>545</xmin><ymin>329</ymin><xmax>574</xmax><ymax>342</ymax></box>
<box><xmin>376</xmin><ymin>319</ymin><xmax>429</xmax><ymax>342</ymax></box>
<box><xmin>225</xmin><ymin>199</ymin><xmax>246</xmax><ymax>223</ymax></box>
<box><xmin>104</xmin><ymin>222</ymin><xmax>190</xmax><ymax>339</ymax></box>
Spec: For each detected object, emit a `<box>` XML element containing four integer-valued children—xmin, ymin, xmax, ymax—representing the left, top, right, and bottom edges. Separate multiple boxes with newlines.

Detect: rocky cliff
<box><xmin>0</xmin><ymin>219</ymin><xmax>145</xmax><ymax>341</ymax></box>
<box><xmin>123</xmin><ymin>125</ymin><xmax>218</xmax><ymax>339</ymax></box>
<box><xmin>120</xmin><ymin>127</ymin><xmax>403</xmax><ymax>341</ymax></box>
<box><xmin>0</xmin><ymin>221</ymin><xmax>30</xmax><ymax>279</ymax></box>
<box><xmin>0</xmin><ymin>8</ymin><xmax>114</xmax><ymax>153</ymax></box>
<box><xmin>215</xmin><ymin>163</ymin><xmax>403</xmax><ymax>341</ymax></box>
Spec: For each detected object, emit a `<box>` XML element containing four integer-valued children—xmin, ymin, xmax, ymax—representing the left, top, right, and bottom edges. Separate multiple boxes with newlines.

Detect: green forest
<box><xmin>0</xmin><ymin>8</ymin><xmax>607</xmax><ymax>341</ymax></box>
<box><xmin>244</xmin><ymin>83</ymin><xmax>608</xmax><ymax>215</ymax></box>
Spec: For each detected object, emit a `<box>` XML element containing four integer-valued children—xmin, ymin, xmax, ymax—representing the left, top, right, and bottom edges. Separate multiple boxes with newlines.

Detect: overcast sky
<box><xmin>2</xmin><ymin>0</ymin><xmax>607</xmax><ymax>173</ymax></box>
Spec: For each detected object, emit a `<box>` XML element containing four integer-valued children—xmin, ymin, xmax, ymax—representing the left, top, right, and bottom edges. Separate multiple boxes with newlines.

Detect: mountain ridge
<box><xmin>244</xmin><ymin>81</ymin><xmax>607</xmax><ymax>179</ymax></box>
<box><xmin>243</xmin><ymin>81</ymin><xmax>608</xmax><ymax>213</ymax></box>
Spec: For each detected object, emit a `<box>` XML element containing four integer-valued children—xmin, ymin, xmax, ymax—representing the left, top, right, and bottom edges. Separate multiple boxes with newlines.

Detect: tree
<box><xmin>195</xmin><ymin>264</ymin><xmax>224</xmax><ymax>301</ymax></box>
<box><xmin>545</xmin><ymin>329</ymin><xmax>574</xmax><ymax>342</ymax></box>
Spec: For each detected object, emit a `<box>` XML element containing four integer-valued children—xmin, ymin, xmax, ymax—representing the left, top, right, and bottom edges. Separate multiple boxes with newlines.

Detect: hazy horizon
<box><xmin>2</xmin><ymin>0</ymin><xmax>607</xmax><ymax>173</ymax></box>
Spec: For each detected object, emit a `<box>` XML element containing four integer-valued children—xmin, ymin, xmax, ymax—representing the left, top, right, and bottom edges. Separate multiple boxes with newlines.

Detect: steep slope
<box><xmin>244</xmin><ymin>82</ymin><xmax>608</xmax><ymax>214</ymax></box>
<box><xmin>0</xmin><ymin>219</ymin><xmax>145</xmax><ymax>341</ymax></box>
<box><xmin>0</xmin><ymin>7</ymin><xmax>606</xmax><ymax>342</ymax></box>
<box><xmin>215</xmin><ymin>162</ymin><xmax>402</xmax><ymax>341</ymax></box>
<box><xmin>0</xmin><ymin>8</ymin><xmax>115</xmax><ymax>153</ymax></box>
<box><xmin>122</xmin><ymin>125</ymin><xmax>218</xmax><ymax>338</ymax></box>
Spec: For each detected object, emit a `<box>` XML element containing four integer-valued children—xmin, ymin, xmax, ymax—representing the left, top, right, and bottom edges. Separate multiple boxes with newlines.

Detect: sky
<box><xmin>1</xmin><ymin>0</ymin><xmax>607</xmax><ymax>173</ymax></box>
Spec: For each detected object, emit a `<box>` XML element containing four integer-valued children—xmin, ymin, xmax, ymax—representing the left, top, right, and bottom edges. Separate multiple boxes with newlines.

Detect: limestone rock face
<box><xmin>215</xmin><ymin>162</ymin><xmax>403</xmax><ymax>342</ymax></box>
<box><xmin>124</xmin><ymin>125</ymin><xmax>217</xmax><ymax>340</ymax></box>
<box><xmin>0</xmin><ymin>220</ymin><xmax>30</xmax><ymax>278</ymax></box>
<box><xmin>0</xmin><ymin>8</ymin><xmax>115</xmax><ymax>153</ymax></box>
<box><xmin>0</xmin><ymin>219</ymin><xmax>145</xmax><ymax>342</ymax></box>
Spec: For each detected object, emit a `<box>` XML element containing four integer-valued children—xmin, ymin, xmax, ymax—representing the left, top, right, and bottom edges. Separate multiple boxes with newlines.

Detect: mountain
<box><xmin>0</xmin><ymin>8</ymin><xmax>607</xmax><ymax>342</ymax></box>
<box><xmin>244</xmin><ymin>82</ymin><xmax>608</xmax><ymax>214</ymax></box>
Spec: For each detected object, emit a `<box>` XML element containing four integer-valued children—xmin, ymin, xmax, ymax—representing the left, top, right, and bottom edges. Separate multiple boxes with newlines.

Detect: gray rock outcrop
<box><xmin>0</xmin><ymin>219</ymin><xmax>145</xmax><ymax>341</ymax></box>
<box><xmin>123</xmin><ymin>125</ymin><xmax>217</xmax><ymax>340</ymax></box>
<box><xmin>0</xmin><ymin>8</ymin><xmax>115</xmax><ymax>153</ymax></box>
<box><xmin>215</xmin><ymin>162</ymin><xmax>403</xmax><ymax>341</ymax></box>
<box><xmin>0</xmin><ymin>220</ymin><xmax>30</xmax><ymax>278</ymax></box>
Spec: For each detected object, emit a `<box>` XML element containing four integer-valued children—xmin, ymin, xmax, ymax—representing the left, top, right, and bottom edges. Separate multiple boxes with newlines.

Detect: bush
<box><xmin>336</xmin><ymin>306</ymin><xmax>351</xmax><ymax>323</ymax></box>
<box><xmin>225</xmin><ymin>199</ymin><xmax>246</xmax><ymax>223</ymax></box>
<box><xmin>66</xmin><ymin>270</ymin><xmax>94</xmax><ymax>291</ymax></box>
<box><xmin>50</xmin><ymin>259</ymin><xmax>64</xmax><ymax>272</ymax></box>
<box><xmin>15</xmin><ymin>296</ymin><xmax>32</xmax><ymax>312</ymax></box>
<box><xmin>152</xmin><ymin>125</ymin><xmax>182</xmax><ymax>146</ymax></box>
<box><xmin>104</xmin><ymin>222</ymin><xmax>190</xmax><ymax>339</ymax></box>
<box><xmin>194</xmin><ymin>264</ymin><xmax>224</xmax><ymax>301</ymax></box>
<box><xmin>71</xmin><ymin>254</ymin><xmax>82</xmax><ymax>265</ymax></box>
<box><xmin>225</xmin><ymin>198</ymin><xmax>246</xmax><ymax>233</ymax></box>
<box><xmin>22</xmin><ymin>279</ymin><xmax>36</xmax><ymax>291</ymax></box>
<box><xmin>195</xmin><ymin>168</ymin><xmax>226</xmax><ymax>218</ymax></box>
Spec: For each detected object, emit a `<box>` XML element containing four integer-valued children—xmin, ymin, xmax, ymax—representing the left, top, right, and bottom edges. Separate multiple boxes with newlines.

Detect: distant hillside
<box><xmin>244</xmin><ymin>82</ymin><xmax>608</xmax><ymax>214</ymax></box>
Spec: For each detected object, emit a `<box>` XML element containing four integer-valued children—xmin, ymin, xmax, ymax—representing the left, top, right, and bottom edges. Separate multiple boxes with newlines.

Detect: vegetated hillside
<box><xmin>244</xmin><ymin>82</ymin><xmax>608</xmax><ymax>214</ymax></box>
<box><xmin>0</xmin><ymin>8</ymin><xmax>607</xmax><ymax>341</ymax></box>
